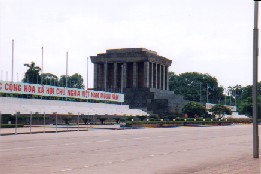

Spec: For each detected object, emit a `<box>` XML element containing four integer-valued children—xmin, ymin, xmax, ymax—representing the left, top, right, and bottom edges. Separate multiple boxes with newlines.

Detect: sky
<box><xmin>0</xmin><ymin>0</ymin><xmax>256</xmax><ymax>89</ymax></box>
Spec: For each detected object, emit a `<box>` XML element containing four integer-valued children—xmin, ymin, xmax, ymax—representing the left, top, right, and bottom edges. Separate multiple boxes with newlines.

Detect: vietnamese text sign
<box><xmin>0</xmin><ymin>81</ymin><xmax>124</xmax><ymax>102</ymax></box>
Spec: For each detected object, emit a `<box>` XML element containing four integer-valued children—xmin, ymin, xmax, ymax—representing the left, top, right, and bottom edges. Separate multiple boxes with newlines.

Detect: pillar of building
<box><xmin>155</xmin><ymin>63</ymin><xmax>158</xmax><ymax>89</ymax></box>
<box><xmin>159</xmin><ymin>64</ymin><xmax>162</xmax><ymax>90</ymax></box>
<box><xmin>166</xmin><ymin>66</ymin><xmax>169</xmax><ymax>91</ymax></box>
<box><xmin>97</xmin><ymin>64</ymin><xmax>102</xmax><ymax>89</ymax></box>
<box><xmin>94</xmin><ymin>63</ymin><xmax>98</xmax><ymax>89</ymax></box>
<box><xmin>151</xmin><ymin>62</ymin><xmax>154</xmax><ymax>88</ymax></box>
<box><xmin>104</xmin><ymin>63</ymin><xmax>108</xmax><ymax>90</ymax></box>
<box><xmin>144</xmin><ymin>62</ymin><xmax>149</xmax><ymax>88</ymax></box>
<box><xmin>123</xmin><ymin>63</ymin><xmax>127</xmax><ymax>88</ymax></box>
<box><xmin>133</xmin><ymin>62</ymin><xmax>137</xmax><ymax>88</ymax></box>
<box><xmin>162</xmin><ymin>65</ymin><xmax>165</xmax><ymax>90</ymax></box>
<box><xmin>113</xmin><ymin>63</ymin><xmax>118</xmax><ymax>89</ymax></box>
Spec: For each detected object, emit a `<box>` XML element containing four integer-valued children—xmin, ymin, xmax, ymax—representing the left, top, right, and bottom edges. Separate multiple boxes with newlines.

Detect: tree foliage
<box><xmin>235</xmin><ymin>83</ymin><xmax>261</xmax><ymax>117</ymax></box>
<box><xmin>209</xmin><ymin>104</ymin><xmax>232</xmax><ymax>118</ymax></box>
<box><xmin>98</xmin><ymin>117</ymin><xmax>107</xmax><ymax>124</ymax></box>
<box><xmin>169</xmin><ymin>72</ymin><xmax>223</xmax><ymax>103</ymax></box>
<box><xmin>22</xmin><ymin>62</ymin><xmax>41</xmax><ymax>84</ymax></box>
<box><xmin>40</xmin><ymin>73</ymin><xmax>58</xmax><ymax>85</ymax></box>
<box><xmin>22</xmin><ymin>62</ymin><xmax>85</xmax><ymax>89</ymax></box>
<box><xmin>59</xmin><ymin>73</ymin><xmax>84</xmax><ymax>89</ymax></box>
<box><xmin>182</xmin><ymin>102</ymin><xmax>207</xmax><ymax>118</ymax></box>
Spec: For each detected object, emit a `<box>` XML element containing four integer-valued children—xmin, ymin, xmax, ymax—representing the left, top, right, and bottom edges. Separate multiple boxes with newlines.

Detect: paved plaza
<box><xmin>0</xmin><ymin>125</ymin><xmax>260</xmax><ymax>174</ymax></box>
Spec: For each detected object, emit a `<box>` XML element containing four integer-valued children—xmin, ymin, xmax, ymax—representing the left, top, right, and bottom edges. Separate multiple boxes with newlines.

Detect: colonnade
<box><xmin>94</xmin><ymin>62</ymin><xmax>169</xmax><ymax>91</ymax></box>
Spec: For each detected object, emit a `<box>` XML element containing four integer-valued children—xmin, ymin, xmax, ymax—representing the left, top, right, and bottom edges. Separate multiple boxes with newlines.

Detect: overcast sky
<box><xmin>0</xmin><ymin>0</ymin><xmax>256</xmax><ymax>88</ymax></box>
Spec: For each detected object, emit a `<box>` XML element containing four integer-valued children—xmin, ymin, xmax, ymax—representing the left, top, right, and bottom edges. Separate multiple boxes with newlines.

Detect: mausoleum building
<box><xmin>91</xmin><ymin>48</ymin><xmax>185</xmax><ymax>114</ymax></box>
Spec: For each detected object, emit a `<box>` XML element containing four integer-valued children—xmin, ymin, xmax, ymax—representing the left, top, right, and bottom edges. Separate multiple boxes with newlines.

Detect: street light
<box><xmin>253</xmin><ymin>1</ymin><xmax>259</xmax><ymax>159</ymax></box>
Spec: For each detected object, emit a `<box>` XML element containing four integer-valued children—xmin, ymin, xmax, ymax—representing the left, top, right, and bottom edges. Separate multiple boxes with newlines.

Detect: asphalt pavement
<box><xmin>0</xmin><ymin>125</ymin><xmax>260</xmax><ymax>174</ymax></box>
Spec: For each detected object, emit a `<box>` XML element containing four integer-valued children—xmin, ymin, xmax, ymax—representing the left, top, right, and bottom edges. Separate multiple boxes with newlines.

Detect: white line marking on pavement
<box><xmin>60</xmin><ymin>168</ymin><xmax>72</xmax><ymax>172</ymax></box>
<box><xmin>84</xmin><ymin>166</ymin><xmax>89</xmax><ymax>168</ymax></box>
<box><xmin>149</xmin><ymin>154</ymin><xmax>155</xmax><ymax>157</ymax></box>
<box><xmin>63</xmin><ymin>143</ymin><xmax>76</xmax><ymax>146</ymax></box>
<box><xmin>134</xmin><ymin>137</ymin><xmax>150</xmax><ymax>140</ymax></box>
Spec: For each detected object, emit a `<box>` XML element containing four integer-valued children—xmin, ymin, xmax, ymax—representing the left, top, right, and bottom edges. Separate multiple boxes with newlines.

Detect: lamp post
<box><xmin>253</xmin><ymin>0</ymin><xmax>259</xmax><ymax>159</ymax></box>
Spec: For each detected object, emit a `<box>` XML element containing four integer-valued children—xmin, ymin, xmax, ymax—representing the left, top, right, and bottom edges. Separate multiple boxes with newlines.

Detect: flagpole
<box><xmin>42</xmin><ymin>47</ymin><xmax>44</xmax><ymax>74</ymax></box>
<box><xmin>66</xmin><ymin>52</ymin><xmax>68</xmax><ymax>88</ymax></box>
<box><xmin>87</xmin><ymin>57</ymin><xmax>89</xmax><ymax>90</ymax></box>
<box><xmin>12</xmin><ymin>39</ymin><xmax>14</xmax><ymax>82</ymax></box>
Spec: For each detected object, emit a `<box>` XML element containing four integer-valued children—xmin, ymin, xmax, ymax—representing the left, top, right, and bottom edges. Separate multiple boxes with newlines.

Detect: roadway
<box><xmin>0</xmin><ymin>125</ymin><xmax>260</xmax><ymax>174</ymax></box>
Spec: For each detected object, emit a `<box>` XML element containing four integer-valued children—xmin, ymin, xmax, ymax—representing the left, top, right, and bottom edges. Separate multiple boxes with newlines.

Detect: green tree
<box><xmin>70</xmin><ymin>73</ymin><xmax>84</xmax><ymax>89</ymax></box>
<box><xmin>113</xmin><ymin>118</ymin><xmax>121</xmax><ymax>124</ymax></box>
<box><xmin>59</xmin><ymin>73</ymin><xmax>85</xmax><ymax>89</ymax></box>
<box><xmin>22</xmin><ymin>62</ymin><xmax>41</xmax><ymax>84</ymax></box>
<box><xmin>182</xmin><ymin>102</ymin><xmax>206</xmax><ymax>118</ymax></box>
<box><xmin>237</xmin><ymin>97</ymin><xmax>252</xmax><ymax>116</ymax></box>
<box><xmin>234</xmin><ymin>82</ymin><xmax>261</xmax><ymax>117</ymax></box>
<box><xmin>98</xmin><ymin>117</ymin><xmax>107</xmax><ymax>124</ymax></box>
<box><xmin>209</xmin><ymin>104</ymin><xmax>232</xmax><ymax>119</ymax></box>
<box><xmin>137</xmin><ymin>116</ymin><xmax>147</xmax><ymax>121</ymax></box>
<box><xmin>169</xmin><ymin>72</ymin><xmax>223</xmax><ymax>103</ymax></box>
<box><xmin>40</xmin><ymin>73</ymin><xmax>58</xmax><ymax>86</ymax></box>
<box><xmin>81</xmin><ymin>115</ymin><xmax>91</xmax><ymax>125</ymax></box>
<box><xmin>62</xmin><ymin>117</ymin><xmax>72</xmax><ymax>125</ymax></box>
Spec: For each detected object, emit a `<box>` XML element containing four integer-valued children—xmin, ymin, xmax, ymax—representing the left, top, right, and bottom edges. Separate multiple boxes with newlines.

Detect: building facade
<box><xmin>91</xmin><ymin>48</ymin><xmax>186</xmax><ymax>114</ymax></box>
<box><xmin>91</xmin><ymin>48</ymin><xmax>171</xmax><ymax>91</ymax></box>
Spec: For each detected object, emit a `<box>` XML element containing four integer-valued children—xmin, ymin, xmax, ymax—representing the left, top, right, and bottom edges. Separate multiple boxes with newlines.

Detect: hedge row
<box><xmin>125</xmin><ymin>121</ymin><xmax>233</xmax><ymax>127</ymax></box>
<box><xmin>0</xmin><ymin>124</ymin><xmax>24</xmax><ymax>128</ymax></box>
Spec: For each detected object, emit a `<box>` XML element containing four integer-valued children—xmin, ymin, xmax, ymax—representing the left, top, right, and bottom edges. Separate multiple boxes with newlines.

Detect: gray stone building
<box><xmin>91</xmin><ymin>48</ymin><xmax>186</xmax><ymax>115</ymax></box>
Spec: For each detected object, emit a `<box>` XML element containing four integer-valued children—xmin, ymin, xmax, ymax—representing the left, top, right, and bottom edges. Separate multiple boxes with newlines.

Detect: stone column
<box><xmin>97</xmin><ymin>64</ymin><xmax>102</xmax><ymax>89</ymax></box>
<box><xmin>151</xmin><ymin>62</ymin><xmax>154</xmax><ymax>88</ymax></box>
<box><xmin>155</xmin><ymin>63</ymin><xmax>157</xmax><ymax>89</ymax></box>
<box><xmin>133</xmin><ymin>62</ymin><xmax>137</xmax><ymax>88</ymax></box>
<box><xmin>162</xmin><ymin>65</ymin><xmax>165</xmax><ymax>90</ymax></box>
<box><xmin>104</xmin><ymin>63</ymin><xmax>108</xmax><ymax>90</ymax></box>
<box><xmin>94</xmin><ymin>63</ymin><xmax>98</xmax><ymax>89</ymax></box>
<box><xmin>159</xmin><ymin>64</ymin><xmax>162</xmax><ymax>90</ymax></box>
<box><xmin>166</xmin><ymin>66</ymin><xmax>169</xmax><ymax>91</ymax></box>
<box><xmin>113</xmin><ymin>63</ymin><xmax>118</xmax><ymax>89</ymax></box>
<box><xmin>144</xmin><ymin>62</ymin><xmax>149</xmax><ymax>88</ymax></box>
<box><xmin>123</xmin><ymin>63</ymin><xmax>127</xmax><ymax>88</ymax></box>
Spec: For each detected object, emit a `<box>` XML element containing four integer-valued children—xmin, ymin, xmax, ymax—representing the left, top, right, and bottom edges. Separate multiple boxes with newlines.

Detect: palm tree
<box><xmin>23</xmin><ymin>62</ymin><xmax>41</xmax><ymax>84</ymax></box>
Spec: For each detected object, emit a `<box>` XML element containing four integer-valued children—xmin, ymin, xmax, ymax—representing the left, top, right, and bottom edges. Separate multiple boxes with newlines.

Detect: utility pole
<box><xmin>253</xmin><ymin>0</ymin><xmax>259</xmax><ymax>159</ymax></box>
<box><xmin>12</xmin><ymin>39</ymin><xmax>14</xmax><ymax>82</ymax></box>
